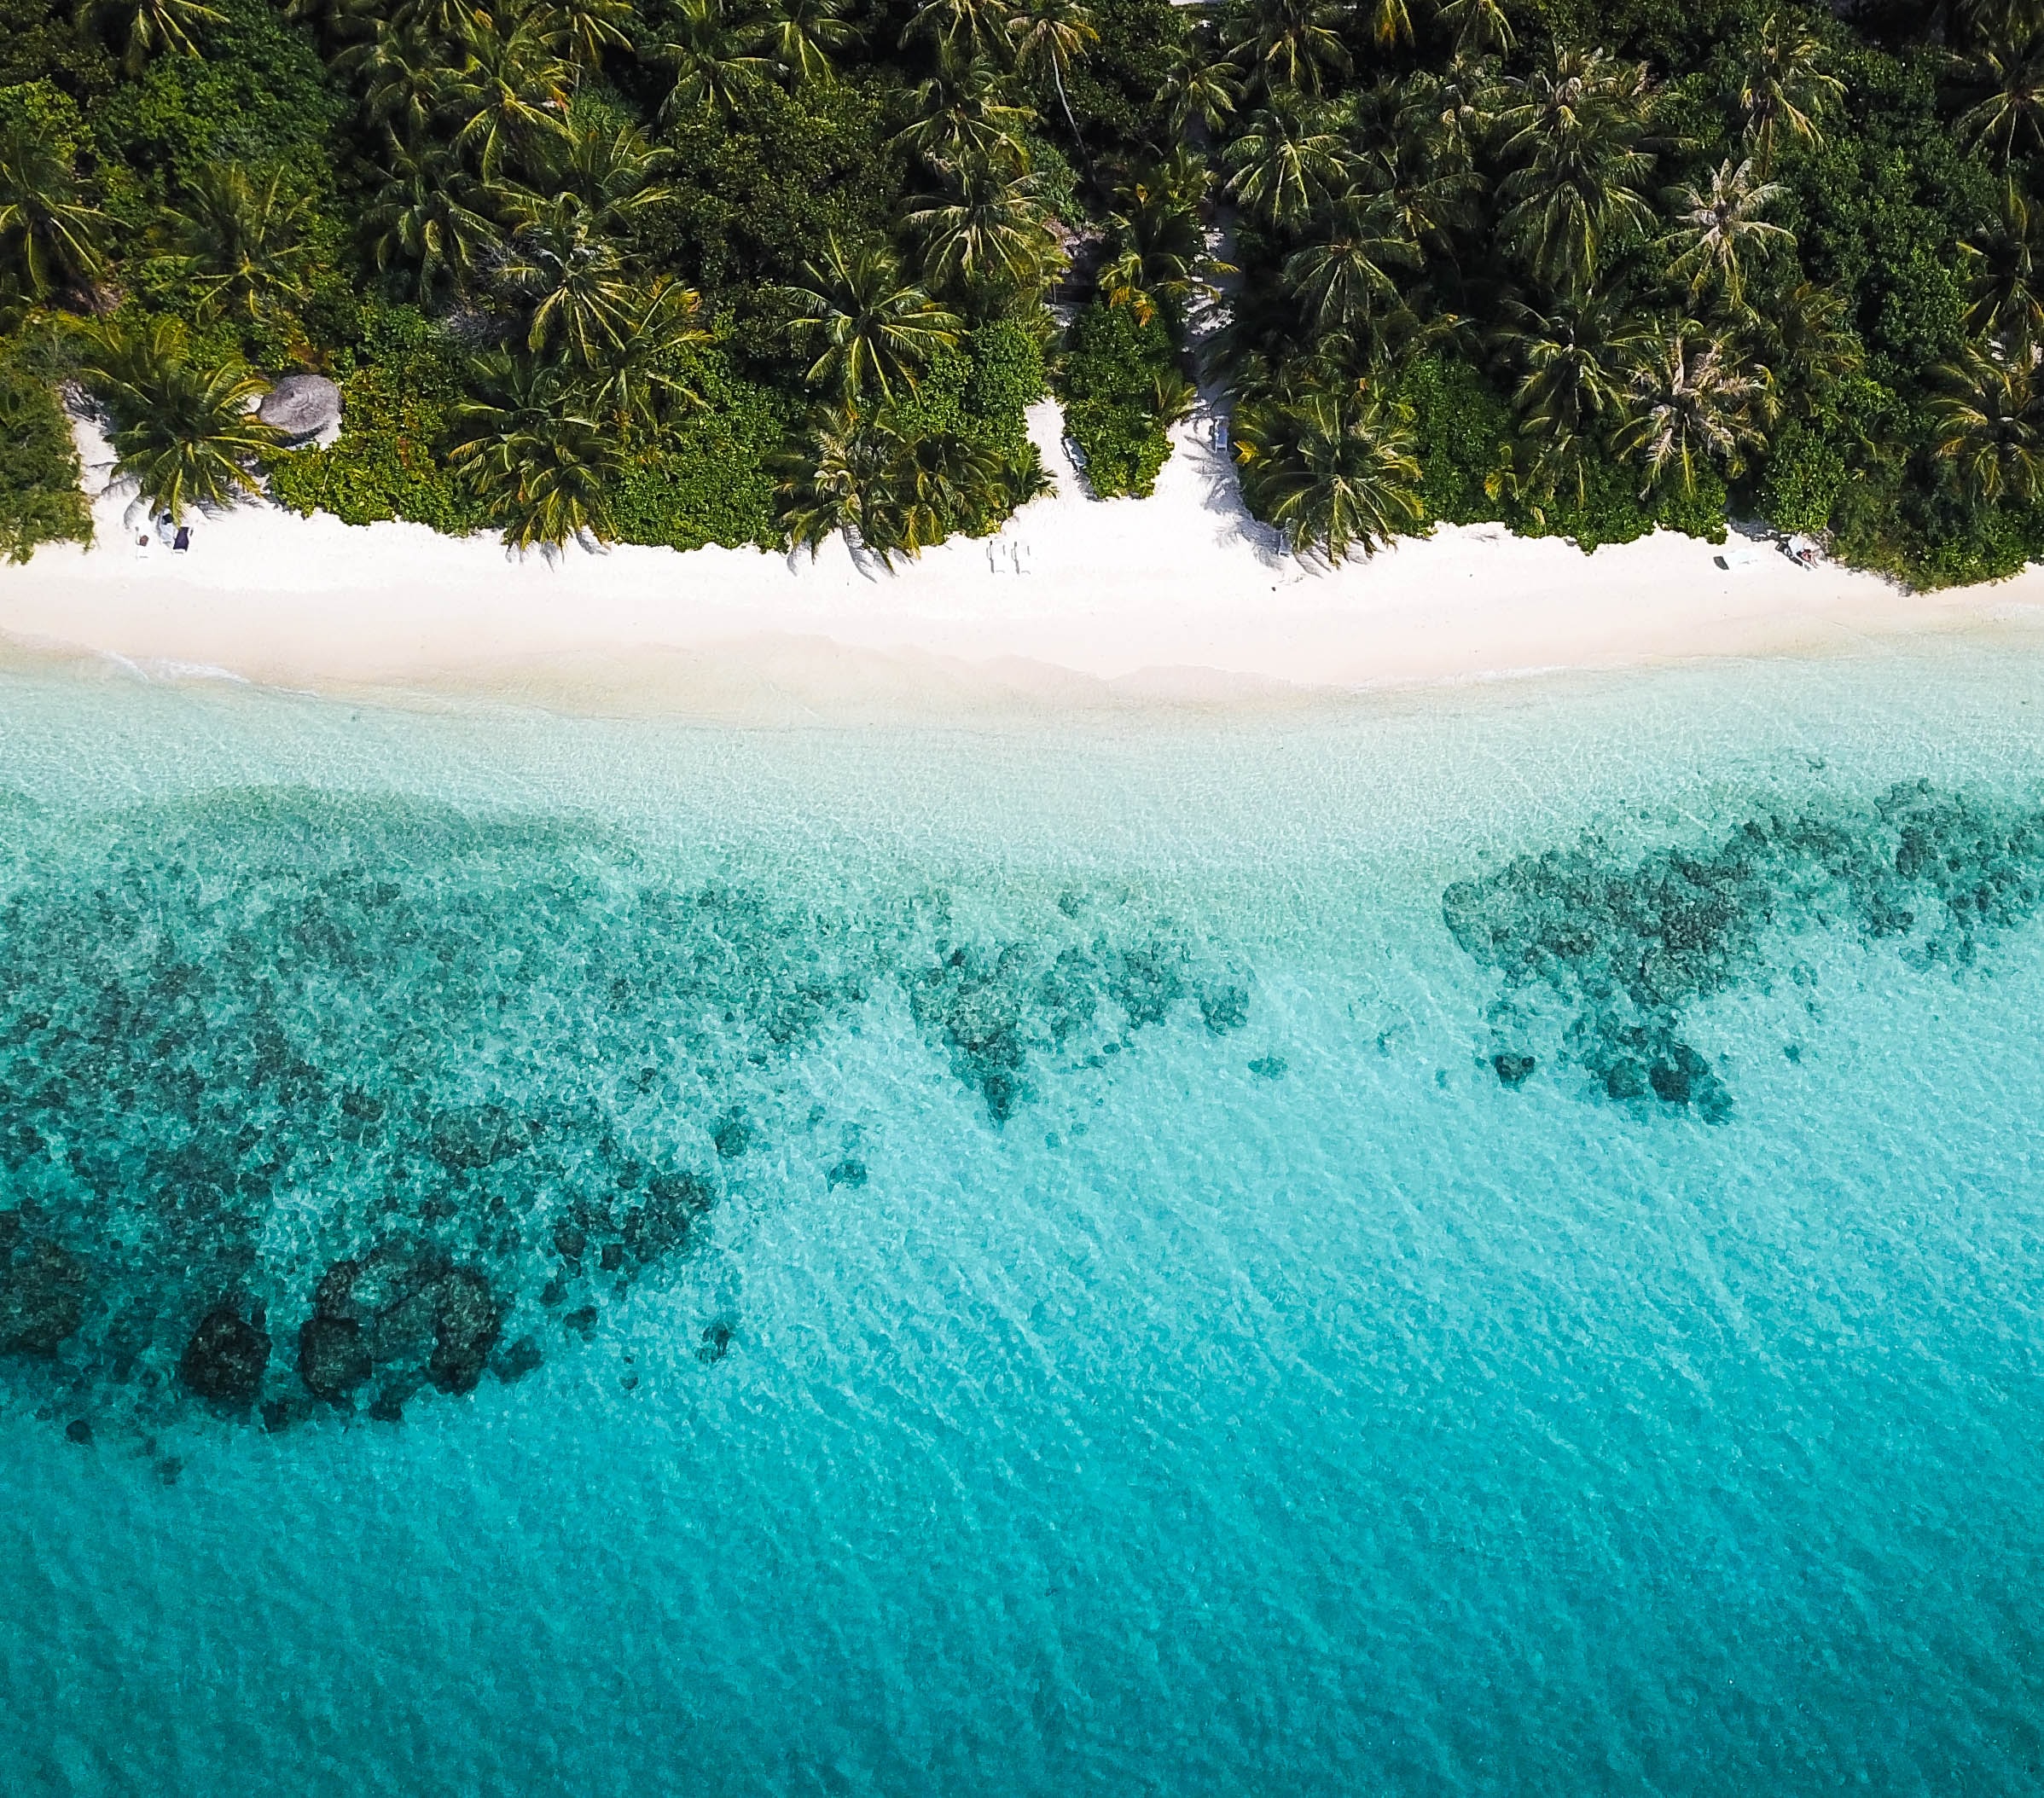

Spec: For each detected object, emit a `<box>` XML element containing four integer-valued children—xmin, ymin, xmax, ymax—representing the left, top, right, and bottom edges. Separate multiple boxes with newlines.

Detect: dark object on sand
<box><xmin>173</xmin><ymin>525</ymin><xmax>190</xmax><ymax>552</ymax></box>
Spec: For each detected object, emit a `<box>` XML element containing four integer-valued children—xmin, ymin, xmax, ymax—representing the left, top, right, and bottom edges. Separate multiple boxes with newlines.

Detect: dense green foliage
<box><xmin>0</xmin><ymin>0</ymin><xmax>2041</xmax><ymax>579</ymax></box>
<box><xmin>0</xmin><ymin>355</ymin><xmax>90</xmax><ymax>560</ymax></box>
<box><xmin>1207</xmin><ymin>0</ymin><xmax>2044</xmax><ymax>577</ymax></box>
<box><xmin>1058</xmin><ymin>299</ymin><xmax>1179</xmax><ymax>496</ymax></box>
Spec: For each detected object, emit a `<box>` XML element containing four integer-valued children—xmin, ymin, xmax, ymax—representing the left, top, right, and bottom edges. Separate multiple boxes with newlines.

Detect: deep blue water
<box><xmin>2</xmin><ymin>647</ymin><xmax>2042</xmax><ymax>1795</ymax></box>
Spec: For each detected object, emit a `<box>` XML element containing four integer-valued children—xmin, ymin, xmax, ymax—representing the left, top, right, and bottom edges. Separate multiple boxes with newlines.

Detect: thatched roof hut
<box><xmin>258</xmin><ymin>373</ymin><xmax>342</xmax><ymax>441</ymax></box>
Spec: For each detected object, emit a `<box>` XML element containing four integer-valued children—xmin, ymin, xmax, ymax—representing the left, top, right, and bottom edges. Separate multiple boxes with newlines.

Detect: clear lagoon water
<box><xmin>3</xmin><ymin>641</ymin><xmax>2043</xmax><ymax>1795</ymax></box>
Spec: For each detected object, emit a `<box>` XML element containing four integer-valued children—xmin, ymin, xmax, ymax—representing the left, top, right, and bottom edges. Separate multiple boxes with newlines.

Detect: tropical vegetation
<box><xmin>0</xmin><ymin>0</ymin><xmax>2036</xmax><ymax>583</ymax></box>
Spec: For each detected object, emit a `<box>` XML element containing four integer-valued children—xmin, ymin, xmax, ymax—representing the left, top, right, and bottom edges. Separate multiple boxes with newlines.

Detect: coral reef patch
<box><xmin>0</xmin><ymin>790</ymin><xmax>1248</xmax><ymax>1437</ymax></box>
<box><xmin>1444</xmin><ymin>781</ymin><xmax>2044</xmax><ymax>1118</ymax></box>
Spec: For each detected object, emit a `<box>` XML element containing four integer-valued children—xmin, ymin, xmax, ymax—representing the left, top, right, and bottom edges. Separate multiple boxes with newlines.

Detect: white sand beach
<box><xmin>3</xmin><ymin>402</ymin><xmax>2041</xmax><ymax>717</ymax></box>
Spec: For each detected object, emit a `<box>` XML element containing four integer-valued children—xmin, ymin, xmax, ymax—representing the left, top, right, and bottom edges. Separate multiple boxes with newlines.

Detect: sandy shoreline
<box><xmin>3</xmin><ymin>402</ymin><xmax>2041</xmax><ymax>720</ymax></box>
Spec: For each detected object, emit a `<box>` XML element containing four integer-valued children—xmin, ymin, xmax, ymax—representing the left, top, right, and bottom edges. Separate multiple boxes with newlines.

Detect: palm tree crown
<box><xmin>0</xmin><ymin>118</ymin><xmax>107</xmax><ymax>300</ymax></box>
<box><xmin>1232</xmin><ymin>382</ymin><xmax>1425</xmax><ymax>561</ymax></box>
<box><xmin>781</xmin><ymin>237</ymin><xmax>964</xmax><ymax>401</ymax></box>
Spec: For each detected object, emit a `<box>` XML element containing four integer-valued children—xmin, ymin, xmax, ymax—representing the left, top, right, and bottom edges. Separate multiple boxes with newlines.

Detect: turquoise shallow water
<box><xmin>3</xmin><ymin>645</ymin><xmax>2044</xmax><ymax>1794</ymax></box>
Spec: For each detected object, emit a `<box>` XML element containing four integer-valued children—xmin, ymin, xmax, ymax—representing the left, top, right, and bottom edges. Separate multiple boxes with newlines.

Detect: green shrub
<box><xmin>962</xmin><ymin>318</ymin><xmax>1044</xmax><ymax>455</ymax></box>
<box><xmin>1757</xmin><ymin>420</ymin><xmax>1850</xmax><ymax>536</ymax></box>
<box><xmin>93</xmin><ymin>0</ymin><xmax>344</xmax><ymax>203</ymax></box>
<box><xmin>1396</xmin><ymin>356</ymin><xmax>1514</xmax><ymax>527</ymax></box>
<box><xmin>1651</xmin><ymin>467</ymin><xmax>1730</xmax><ymax>543</ymax></box>
<box><xmin>1518</xmin><ymin>451</ymin><xmax>1658</xmax><ymax>552</ymax></box>
<box><xmin>269</xmin><ymin>306</ymin><xmax>483</xmax><ymax>533</ymax></box>
<box><xmin>1057</xmin><ymin>302</ymin><xmax>1176</xmax><ymax>499</ymax></box>
<box><xmin>0</xmin><ymin>357</ymin><xmax>90</xmax><ymax>561</ymax></box>
<box><xmin>610</xmin><ymin>380</ymin><xmax>788</xmax><ymax>553</ymax></box>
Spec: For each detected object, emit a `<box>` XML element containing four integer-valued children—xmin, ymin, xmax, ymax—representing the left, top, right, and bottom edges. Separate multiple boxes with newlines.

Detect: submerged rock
<box><xmin>491</xmin><ymin>1335</ymin><xmax>542</xmax><ymax>1383</ymax></box>
<box><xmin>0</xmin><ymin>1211</ymin><xmax>86</xmax><ymax>1357</ymax></box>
<box><xmin>1197</xmin><ymin>983</ymin><xmax>1251</xmax><ymax>1035</ymax></box>
<box><xmin>299</xmin><ymin>1313</ymin><xmax>372</xmax><ymax>1402</ymax></box>
<box><xmin>297</xmin><ymin>1241</ymin><xmax>504</xmax><ymax>1407</ymax></box>
<box><xmin>1491</xmin><ymin>1053</ymin><xmax>1537</xmax><ymax>1088</ymax></box>
<box><xmin>427</xmin><ymin>1267</ymin><xmax>503</xmax><ymax>1395</ymax></box>
<box><xmin>711</xmin><ymin>1108</ymin><xmax>752</xmax><ymax>1160</ymax></box>
<box><xmin>826</xmin><ymin>1157</ymin><xmax>868</xmax><ymax>1190</ymax></box>
<box><xmin>179</xmin><ymin>1303</ymin><xmax>271</xmax><ymax>1405</ymax></box>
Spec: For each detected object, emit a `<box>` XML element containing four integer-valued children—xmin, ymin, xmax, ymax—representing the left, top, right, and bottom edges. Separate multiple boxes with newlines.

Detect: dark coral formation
<box><xmin>295</xmin><ymin>1241</ymin><xmax>503</xmax><ymax>1413</ymax></box>
<box><xmin>179</xmin><ymin>1303</ymin><xmax>271</xmax><ymax>1405</ymax></box>
<box><xmin>904</xmin><ymin>909</ymin><xmax>1248</xmax><ymax>1122</ymax></box>
<box><xmin>1490</xmin><ymin>1053</ymin><xmax>1536</xmax><ymax>1089</ymax></box>
<box><xmin>1445</xmin><ymin>780</ymin><xmax>2044</xmax><ymax>1118</ymax></box>
<box><xmin>0</xmin><ymin>791</ymin><xmax>1250</xmax><ymax>1438</ymax></box>
<box><xmin>0</xmin><ymin>1207</ymin><xmax>84</xmax><ymax>1355</ymax></box>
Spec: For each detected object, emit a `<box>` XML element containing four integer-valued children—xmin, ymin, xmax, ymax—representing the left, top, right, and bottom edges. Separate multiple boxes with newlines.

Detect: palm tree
<box><xmin>657</xmin><ymin>0</ymin><xmax>775</xmax><ymax>119</ymax></box>
<box><xmin>1100</xmin><ymin>150</ymin><xmax>1229</xmax><ymax>324</ymax></box>
<box><xmin>1366</xmin><ymin>0</ymin><xmax>1412</xmax><ymax>49</ymax></box>
<box><xmin>1754</xmin><ymin>279</ymin><xmax>1863</xmax><ymax>406</ymax></box>
<box><xmin>1494</xmin><ymin>290</ymin><xmax>1633</xmax><ymax>504</ymax></box>
<box><xmin>893</xmin><ymin>63</ymin><xmax>1034</xmax><ymax>174</ymax></box>
<box><xmin>494</xmin><ymin>194</ymin><xmax>637</xmax><ymax>365</ymax></box>
<box><xmin>0</xmin><ymin>118</ymin><xmax>107</xmax><ymax>300</ymax></box>
<box><xmin>530</xmin><ymin>122</ymin><xmax>674</xmax><ymax>235</ymax></box>
<box><xmin>1738</xmin><ymin>9</ymin><xmax>1843</xmax><ymax>177</ymax></box>
<box><xmin>1661</xmin><ymin>158</ymin><xmax>1793</xmax><ymax>313</ymax></box>
<box><xmin>1436</xmin><ymin>0</ymin><xmax>1513</xmax><ymax>55</ymax></box>
<box><xmin>1005</xmin><ymin>0</ymin><xmax>1099</xmax><ymax>160</ymax></box>
<box><xmin>1397</xmin><ymin>57</ymin><xmax>1501</xmax><ymax>174</ymax></box>
<box><xmin>582</xmin><ymin>276</ymin><xmax>709</xmax><ymax>428</ymax></box>
<box><xmin>778</xmin><ymin>403</ymin><xmax>1004</xmax><ymax>564</ymax></box>
<box><xmin>161</xmin><ymin>165</ymin><xmax>315</xmax><ymax>322</ymax></box>
<box><xmin>1154</xmin><ymin>41</ymin><xmax>1242</xmax><ymax>135</ymax></box>
<box><xmin>450</xmin><ymin>354</ymin><xmax>624</xmax><ymax>548</ymax></box>
<box><xmin>392</xmin><ymin>0</ymin><xmax>492</xmax><ymax>38</ymax></box>
<box><xmin>1955</xmin><ymin>21</ymin><xmax>2044</xmax><ymax>173</ymax></box>
<box><xmin>1961</xmin><ymin>187</ymin><xmax>2044</xmax><ymax>350</ymax></box>
<box><xmin>752</xmin><ymin>0</ymin><xmax>855</xmax><ymax>83</ymax></box>
<box><xmin>77</xmin><ymin>0</ymin><xmax>225</xmax><ymax>76</ymax></box>
<box><xmin>283</xmin><ymin>0</ymin><xmax>385</xmax><ymax>49</ymax></box>
<box><xmin>778</xmin><ymin>402</ymin><xmax>902</xmax><ymax>558</ymax></box>
<box><xmin>535</xmin><ymin>0</ymin><xmax>634</xmax><ymax>72</ymax></box>
<box><xmin>1351</xmin><ymin>133</ymin><xmax>1485</xmax><ymax>260</ymax></box>
<box><xmin>1225</xmin><ymin>97</ymin><xmax>1352</xmax><ymax>229</ymax></box>
<box><xmin>1929</xmin><ymin>334</ymin><xmax>2043</xmax><ymax>502</ymax></box>
<box><xmin>1232</xmin><ymin>382</ymin><xmax>1424</xmax><ymax>561</ymax></box>
<box><xmin>441</xmin><ymin>6</ymin><xmax>572</xmax><ymax>179</ymax></box>
<box><xmin>902</xmin><ymin>0</ymin><xmax>1009</xmax><ymax>66</ymax></box>
<box><xmin>363</xmin><ymin>139</ymin><xmax>502</xmax><ymax>305</ymax></box>
<box><xmin>1224</xmin><ymin>0</ymin><xmax>1349</xmax><ymax>99</ymax></box>
<box><xmin>1495</xmin><ymin>47</ymin><xmax>1658</xmax><ymax>296</ymax></box>
<box><xmin>73</xmin><ymin>317</ymin><xmax>282</xmax><ymax>519</ymax></box>
<box><xmin>1963</xmin><ymin>1</ymin><xmax>2044</xmax><ymax>40</ymax></box>
<box><xmin>908</xmin><ymin>155</ymin><xmax>1059</xmax><ymax>292</ymax></box>
<box><xmin>1614</xmin><ymin>325</ymin><xmax>1772</xmax><ymax>496</ymax></box>
<box><xmin>1280</xmin><ymin>195</ymin><xmax>1419</xmax><ymax>336</ymax></box>
<box><xmin>781</xmin><ymin>237</ymin><xmax>963</xmax><ymax>401</ymax></box>
<box><xmin>346</xmin><ymin>22</ymin><xmax>444</xmax><ymax>148</ymax></box>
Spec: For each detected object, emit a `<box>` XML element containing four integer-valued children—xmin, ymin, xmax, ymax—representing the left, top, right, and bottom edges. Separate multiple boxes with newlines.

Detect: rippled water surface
<box><xmin>3</xmin><ymin>646</ymin><xmax>2043</xmax><ymax>1795</ymax></box>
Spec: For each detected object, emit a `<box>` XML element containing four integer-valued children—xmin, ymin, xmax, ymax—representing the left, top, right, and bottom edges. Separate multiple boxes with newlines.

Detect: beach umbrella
<box><xmin>256</xmin><ymin>372</ymin><xmax>342</xmax><ymax>440</ymax></box>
